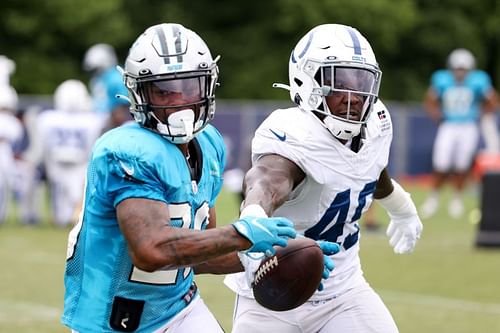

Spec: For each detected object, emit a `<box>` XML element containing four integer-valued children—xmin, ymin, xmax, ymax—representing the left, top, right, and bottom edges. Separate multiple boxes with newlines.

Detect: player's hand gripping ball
<box><xmin>251</xmin><ymin>237</ymin><xmax>324</xmax><ymax>311</ymax></box>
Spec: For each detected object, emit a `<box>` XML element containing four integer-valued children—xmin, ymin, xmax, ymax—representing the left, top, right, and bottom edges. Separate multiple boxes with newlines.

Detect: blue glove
<box><xmin>316</xmin><ymin>240</ymin><xmax>340</xmax><ymax>291</ymax></box>
<box><xmin>232</xmin><ymin>216</ymin><xmax>297</xmax><ymax>255</ymax></box>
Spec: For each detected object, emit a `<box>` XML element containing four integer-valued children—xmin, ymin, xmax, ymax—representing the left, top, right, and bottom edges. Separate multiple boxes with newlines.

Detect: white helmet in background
<box><xmin>54</xmin><ymin>80</ymin><xmax>92</xmax><ymax>113</ymax></box>
<box><xmin>0</xmin><ymin>84</ymin><xmax>18</xmax><ymax>112</ymax></box>
<box><xmin>447</xmin><ymin>48</ymin><xmax>475</xmax><ymax>70</ymax></box>
<box><xmin>83</xmin><ymin>43</ymin><xmax>118</xmax><ymax>73</ymax></box>
<box><xmin>123</xmin><ymin>23</ymin><xmax>219</xmax><ymax>144</ymax></box>
<box><xmin>285</xmin><ymin>24</ymin><xmax>382</xmax><ymax>141</ymax></box>
<box><xmin>0</xmin><ymin>55</ymin><xmax>16</xmax><ymax>86</ymax></box>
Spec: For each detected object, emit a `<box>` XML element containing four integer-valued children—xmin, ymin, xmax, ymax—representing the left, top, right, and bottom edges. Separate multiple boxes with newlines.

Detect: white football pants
<box><xmin>232</xmin><ymin>282</ymin><xmax>398</xmax><ymax>333</ymax></box>
<box><xmin>432</xmin><ymin>122</ymin><xmax>479</xmax><ymax>172</ymax></box>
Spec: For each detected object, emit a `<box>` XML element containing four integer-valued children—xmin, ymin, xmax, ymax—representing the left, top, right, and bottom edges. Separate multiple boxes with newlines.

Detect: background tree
<box><xmin>0</xmin><ymin>0</ymin><xmax>498</xmax><ymax>101</ymax></box>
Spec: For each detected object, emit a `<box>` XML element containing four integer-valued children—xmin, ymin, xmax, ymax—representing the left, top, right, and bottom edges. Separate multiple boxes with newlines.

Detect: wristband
<box><xmin>240</xmin><ymin>204</ymin><xmax>268</xmax><ymax>218</ymax></box>
<box><xmin>376</xmin><ymin>179</ymin><xmax>417</xmax><ymax>218</ymax></box>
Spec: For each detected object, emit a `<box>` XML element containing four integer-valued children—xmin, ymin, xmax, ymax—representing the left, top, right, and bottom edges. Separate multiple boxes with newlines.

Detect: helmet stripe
<box><xmin>345</xmin><ymin>27</ymin><xmax>362</xmax><ymax>55</ymax></box>
<box><xmin>155</xmin><ymin>26</ymin><xmax>171</xmax><ymax>64</ymax></box>
<box><xmin>172</xmin><ymin>24</ymin><xmax>183</xmax><ymax>63</ymax></box>
<box><xmin>291</xmin><ymin>32</ymin><xmax>314</xmax><ymax>63</ymax></box>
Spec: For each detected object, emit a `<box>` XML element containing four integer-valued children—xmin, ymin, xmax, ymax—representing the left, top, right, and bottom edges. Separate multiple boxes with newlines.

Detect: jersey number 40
<box><xmin>305</xmin><ymin>181</ymin><xmax>377</xmax><ymax>250</ymax></box>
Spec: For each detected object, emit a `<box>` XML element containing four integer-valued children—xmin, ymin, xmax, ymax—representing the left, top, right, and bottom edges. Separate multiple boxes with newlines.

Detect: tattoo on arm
<box><xmin>117</xmin><ymin>198</ymin><xmax>250</xmax><ymax>272</ymax></box>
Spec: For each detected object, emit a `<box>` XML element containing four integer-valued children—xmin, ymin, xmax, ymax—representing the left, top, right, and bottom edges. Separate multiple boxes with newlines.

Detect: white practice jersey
<box><xmin>0</xmin><ymin>112</ymin><xmax>23</xmax><ymax>187</ymax></box>
<box><xmin>36</xmin><ymin>109</ymin><xmax>104</xmax><ymax>178</ymax></box>
<box><xmin>225</xmin><ymin>100</ymin><xmax>392</xmax><ymax>300</ymax></box>
<box><xmin>0</xmin><ymin>112</ymin><xmax>23</xmax><ymax>144</ymax></box>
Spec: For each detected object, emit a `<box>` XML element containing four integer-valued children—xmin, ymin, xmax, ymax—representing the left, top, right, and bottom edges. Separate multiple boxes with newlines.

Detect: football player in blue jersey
<box><xmin>225</xmin><ymin>24</ymin><xmax>422</xmax><ymax>333</ymax></box>
<box><xmin>62</xmin><ymin>23</ymin><xmax>299</xmax><ymax>333</ymax></box>
<box><xmin>83</xmin><ymin>43</ymin><xmax>132</xmax><ymax>131</ymax></box>
<box><xmin>420</xmin><ymin>48</ymin><xmax>499</xmax><ymax>219</ymax></box>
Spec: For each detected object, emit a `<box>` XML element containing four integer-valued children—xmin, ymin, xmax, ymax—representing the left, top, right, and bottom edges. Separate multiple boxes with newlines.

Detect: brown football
<box><xmin>252</xmin><ymin>237</ymin><xmax>324</xmax><ymax>311</ymax></box>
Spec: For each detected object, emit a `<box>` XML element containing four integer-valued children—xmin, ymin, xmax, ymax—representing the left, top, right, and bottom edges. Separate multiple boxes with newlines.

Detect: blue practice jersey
<box><xmin>90</xmin><ymin>67</ymin><xmax>129</xmax><ymax>114</ymax></box>
<box><xmin>431</xmin><ymin>69</ymin><xmax>492</xmax><ymax>123</ymax></box>
<box><xmin>62</xmin><ymin>123</ymin><xmax>226</xmax><ymax>332</ymax></box>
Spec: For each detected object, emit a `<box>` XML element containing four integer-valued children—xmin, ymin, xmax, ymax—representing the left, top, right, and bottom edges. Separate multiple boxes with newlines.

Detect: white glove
<box><xmin>376</xmin><ymin>180</ymin><xmax>423</xmax><ymax>254</ymax></box>
<box><xmin>386</xmin><ymin>214</ymin><xmax>422</xmax><ymax>254</ymax></box>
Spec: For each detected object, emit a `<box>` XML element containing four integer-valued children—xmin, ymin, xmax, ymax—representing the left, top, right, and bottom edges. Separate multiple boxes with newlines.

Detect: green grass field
<box><xmin>1</xmin><ymin>184</ymin><xmax>499</xmax><ymax>333</ymax></box>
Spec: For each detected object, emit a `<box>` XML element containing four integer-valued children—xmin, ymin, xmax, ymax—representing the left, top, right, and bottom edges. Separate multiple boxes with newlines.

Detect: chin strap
<box><xmin>149</xmin><ymin>109</ymin><xmax>195</xmax><ymax>143</ymax></box>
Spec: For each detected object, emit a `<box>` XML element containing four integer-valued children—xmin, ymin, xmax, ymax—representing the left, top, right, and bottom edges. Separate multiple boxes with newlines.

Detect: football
<box><xmin>252</xmin><ymin>237</ymin><xmax>324</xmax><ymax>311</ymax></box>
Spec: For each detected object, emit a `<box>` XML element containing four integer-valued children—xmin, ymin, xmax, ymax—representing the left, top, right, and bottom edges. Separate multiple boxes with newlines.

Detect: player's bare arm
<box><xmin>373</xmin><ymin>168</ymin><xmax>394</xmax><ymax>199</ymax></box>
<box><xmin>482</xmin><ymin>88</ymin><xmax>499</xmax><ymax>113</ymax></box>
<box><xmin>424</xmin><ymin>88</ymin><xmax>442</xmax><ymax>123</ymax></box>
<box><xmin>117</xmin><ymin>198</ymin><xmax>251</xmax><ymax>272</ymax></box>
<box><xmin>243</xmin><ymin>154</ymin><xmax>305</xmax><ymax>215</ymax></box>
<box><xmin>194</xmin><ymin>155</ymin><xmax>307</xmax><ymax>275</ymax></box>
<box><xmin>192</xmin><ymin>252</ymin><xmax>245</xmax><ymax>274</ymax></box>
<box><xmin>193</xmin><ymin>207</ymin><xmax>246</xmax><ymax>274</ymax></box>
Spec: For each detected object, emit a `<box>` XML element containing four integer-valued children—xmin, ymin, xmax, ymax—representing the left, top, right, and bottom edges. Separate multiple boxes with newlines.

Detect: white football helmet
<box><xmin>123</xmin><ymin>23</ymin><xmax>219</xmax><ymax>144</ymax></box>
<box><xmin>0</xmin><ymin>55</ymin><xmax>16</xmax><ymax>86</ymax></box>
<box><xmin>83</xmin><ymin>43</ymin><xmax>118</xmax><ymax>73</ymax></box>
<box><xmin>447</xmin><ymin>48</ymin><xmax>475</xmax><ymax>70</ymax></box>
<box><xmin>0</xmin><ymin>84</ymin><xmax>18</xmax><ymax>112</ymax></box>
<box><xmin>54</xmin><ymin>80</ymin><xmax>92</xmax><ymax>113</ymax></box>
<box><xmin>284</xmin><ymin>24</ymin><xmax>382</xmax><ymax>140</ymax></box>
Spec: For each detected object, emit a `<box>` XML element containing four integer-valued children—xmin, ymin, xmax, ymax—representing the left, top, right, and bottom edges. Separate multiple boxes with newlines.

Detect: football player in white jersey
<box><xmin>0</xmin><ymin>83</ymin><xmax>23</xmax><ymax>224</ymax></box>
<box><xmin>0</xmin><ymin>55</ymin><xmax>26</xmax><ymax>224</ymax></box>
<box><xmin>34</xmin><ymin>80</ymin><xmax>105</xmax><ymax>227</ymax></box>
<box><xmin>224</xmin><ymin>24</ymin><xmax>423</xmax><ymax>333</ymax></box>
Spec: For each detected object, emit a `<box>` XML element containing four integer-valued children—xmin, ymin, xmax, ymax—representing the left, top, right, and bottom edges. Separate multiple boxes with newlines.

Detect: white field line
<box><xmin>1</xmin><ymin>290</ymin><xmax>500</xmax><ymax>324</ymax></box>
<box><xmin>0</xmin><ymin>300</ymin><xmax>60</xmax><ymax>323</ymax></box>
<box><xmin>379</xmin><ymin>289</ymin><xmax>500</xmax><ymax>315</ymax></box>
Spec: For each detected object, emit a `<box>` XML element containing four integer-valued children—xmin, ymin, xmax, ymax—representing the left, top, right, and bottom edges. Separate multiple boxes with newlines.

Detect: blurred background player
<box><xmin>420</xmin><ymin>48</ymin><xmax>498</xmax><ymax>219</ymax></box>
<box><xmin>33</xmin><ymin>80</ymin><xmax>103</xmax><ymax>227</ymax></box>
<box><xmin>0</xmin><ymin>55</ymin><xmax>24</xmax><ymax>224</ymax></box>
<box><xmin>83</xmin><ymin>43</ymin><xmax>131</xmax><ymax>131</ymax></box>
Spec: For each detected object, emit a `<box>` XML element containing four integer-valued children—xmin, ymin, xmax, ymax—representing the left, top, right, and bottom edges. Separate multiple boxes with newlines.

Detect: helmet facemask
<box><xmin>125</xmin><ymin>65</ymin><xmax>218</xmax><ymax>144</ymax></box>
<box><xmin>311</xmin><ymin>63</ymin><xmax>381</xmax><ymax>140</ymax></box>
<box><xmin>285</xmin><ymin>24</ymin><xmax>383</xmax><ymax>141</ymax></box>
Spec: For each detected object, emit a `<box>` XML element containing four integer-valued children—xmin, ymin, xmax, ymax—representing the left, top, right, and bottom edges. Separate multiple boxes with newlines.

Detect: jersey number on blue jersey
<box><xmin>442</xmin><ymin>87</ymin><xmax>474</xmax><ymax>116</ymax></box>
<box><xmin>66</xmin><ymin>200</ymin><xmax>209</xmax><ymax>285</ymax></box>
<box><xmin>304</xmin><ymin>181</ymin><xmax>377</xmax><ymax>250</ymax></box>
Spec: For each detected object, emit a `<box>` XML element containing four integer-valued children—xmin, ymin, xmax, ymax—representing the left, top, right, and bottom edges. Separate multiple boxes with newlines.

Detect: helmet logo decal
<box><xmin>154</xmin><ymin>25</ymin><xmax>184</xmax><ymax>65</ymax></box>
<box><xmin>291</xmin><ymin>32</ymin><xmax>314</xmax><ymax>64</ymax></box>
<box><xmin>345</xmin><ymin>27</ymin><xmax>362</xmax><ymax>55</ymax></box>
